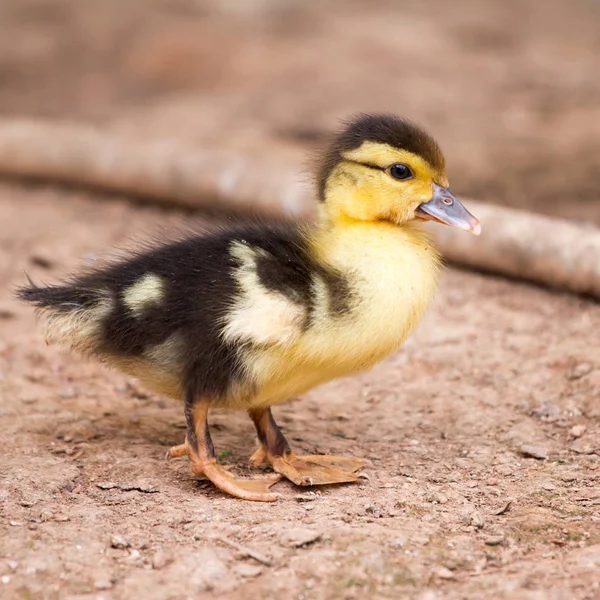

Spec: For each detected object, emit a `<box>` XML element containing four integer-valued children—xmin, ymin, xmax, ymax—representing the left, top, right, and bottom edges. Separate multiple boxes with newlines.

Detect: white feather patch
<box><xmin>123</xmin><ymin>273</ymin><xmax>165</xmax><ymax>316</ymax></box>
<box><xmin>222</xmin><ymin>242</ymin><xmax>305</xmax><ymax>347</ymax></box>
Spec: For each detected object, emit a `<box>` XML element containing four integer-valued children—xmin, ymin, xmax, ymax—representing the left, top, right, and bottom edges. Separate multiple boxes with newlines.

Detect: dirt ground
<box><xmin>1</xmin><ymin>1</ymin><xmax>600</xmax><ymax>599</ymax></box>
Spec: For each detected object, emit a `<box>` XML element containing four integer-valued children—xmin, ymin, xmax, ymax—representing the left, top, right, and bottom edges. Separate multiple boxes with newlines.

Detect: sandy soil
<box><xmin>1</xmin><ymin>1</ymin><xmax>600</xmax><ymax>599</ymax></box>
<box><xmin>3</xmin><ymin>185</ymin><xmax>600</xmax><ymax>600</ymax></box>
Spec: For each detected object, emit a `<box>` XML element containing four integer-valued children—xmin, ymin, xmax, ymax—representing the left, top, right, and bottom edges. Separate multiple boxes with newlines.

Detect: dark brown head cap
<box><xmin>317</xmin><ymin>113</ymin><xmax>445</xmax><ymax>201</ymax></box>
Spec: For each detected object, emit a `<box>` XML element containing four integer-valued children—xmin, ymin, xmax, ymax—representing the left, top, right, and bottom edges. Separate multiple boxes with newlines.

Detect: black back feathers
<box><xmin>16</xmin><ymin>222</ymin><xmax>351</xmax><ymax>402</ymax></box>
<box><xmin>317</xmin><ymin>113</ymin><xmax>445</xmax><ymax>201</ymax></box>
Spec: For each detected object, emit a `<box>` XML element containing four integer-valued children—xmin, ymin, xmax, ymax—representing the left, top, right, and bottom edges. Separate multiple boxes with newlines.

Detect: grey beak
<box><xmin>415</xmin><ymin>183</ymin><xmax>481</xmax><ymax>235</ymax></box>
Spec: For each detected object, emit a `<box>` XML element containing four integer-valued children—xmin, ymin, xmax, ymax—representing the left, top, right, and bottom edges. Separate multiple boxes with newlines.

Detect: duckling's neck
<box><xmin>309</xmin><ymin>208</ymin><xmax>440</xmax><ymax>270</ymax></box>
<box><xmin>298</xmin><ymin>208</ymin><xmax>441</xmax><ymax>375</ymax></box>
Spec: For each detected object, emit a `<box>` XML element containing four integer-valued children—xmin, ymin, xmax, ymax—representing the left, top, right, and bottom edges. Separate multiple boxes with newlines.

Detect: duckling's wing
<box><xmin>221</xmin><ymin>238</ymin><xmax>310</xmax><ymax>347</ymax></box>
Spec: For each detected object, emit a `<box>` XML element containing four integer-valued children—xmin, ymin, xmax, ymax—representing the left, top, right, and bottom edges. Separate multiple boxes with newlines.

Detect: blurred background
<box><xmin>1</xmin><ymin>0</ymin><xmax>598</xmax><ymax>220</ymax></box>
<box><xmin>3</xmin><ymin>4</ymin><xmax>600</xmax><ymax>597</ymax></box>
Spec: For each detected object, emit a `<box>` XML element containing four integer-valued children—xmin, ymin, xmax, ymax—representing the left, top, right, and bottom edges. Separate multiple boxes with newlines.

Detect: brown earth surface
<box><xmin>1</xmin><ymin>1</ymin><xmax>600</xmax><ymax>599</ymax></box>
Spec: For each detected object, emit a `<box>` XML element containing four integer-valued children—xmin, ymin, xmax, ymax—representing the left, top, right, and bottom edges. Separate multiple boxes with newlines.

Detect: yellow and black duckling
<box><xmin>18</xmin><ymin>114</ymin><xmax>480</xmax><ymax>502</ymax></box>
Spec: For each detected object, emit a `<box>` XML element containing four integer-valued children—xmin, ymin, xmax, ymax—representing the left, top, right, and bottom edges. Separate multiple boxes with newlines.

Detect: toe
<box><xmin>269</xmin><ymin>459</ymin><xmax>312</xmax><ymax>486</ymax></box>
<box><xmin>167</xmin><ymin>443</ymin><xmax>188</xmax><ymax>460</ymax></box>
<box><xmin>249</xmin><ymin>446</ymin><xmax>267</xmax><ymax>467</ymax></box>
<box><xmin>202</xmin><ymin>463</ymin><xmax>281</xmax><ymax>502</ymax></box>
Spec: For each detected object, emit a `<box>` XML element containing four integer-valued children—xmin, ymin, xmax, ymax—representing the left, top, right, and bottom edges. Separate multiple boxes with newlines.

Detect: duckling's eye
<box><xmin>388</xmin><ymin>163</ymin><xmax>413</xmax><ymax>181</ymax></box>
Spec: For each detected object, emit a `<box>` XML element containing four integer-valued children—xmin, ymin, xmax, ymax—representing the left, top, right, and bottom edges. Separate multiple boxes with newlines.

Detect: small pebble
<box><xmin>279</xmin><ymin>528</ymin><xmax>322</xmax><ymax>548</ymax></box>
<box><xmin>569</xmin><ymin>439</ymin><xmax>596</xmax><ymax>455</ymax></box>
<box><xmin>532</xmin><ymin>403</ymin><xmax>560</xmax><ymax>419</ymax></box>
<box><xmin>94</xmin><ymin>579</ymin><xmax>113</xmax><ymax>590</ymax></box>
<box><xmin>484</xmin><ymin>535</ymin><xmax>505</xmax><ymax>546</ymax></box>
<box><xmin>568</xmin><ymin>363</ymin><xmax>592</xmax><ymax>380</ymax></box>
<box><xmin>128</xmin><ymin>550</ymin><xmax>141</xmax><ymax>561</ymax></box>
<box><xmin>570</xmin><ymin>425</ymin><xmax>587</xmax><ymax>439</ymax></box>
<box><xmin>437</xmin><ymin>567</ymin><xmax>455</xmax><ymax>580</ymax></box>
<box><xmin>1</xmin><ymin>576</ymin><xmax>10</xmax><ymax>585</ymax></box>
<box><xmin>39</xmin><ymin>509</ymin><xmax>53</xmax><ymax>522</ymax></box>
<box><xmin>233</xmin><ymin>564</ymin><xmax>263</xmax><ymax>578</ymax></box>
<box><xmin>471</xmin><ymin>511</ymin><xmax>485</xmax><ymax>529</ymax></box>
<box><xmin>97</xmin><ymin>482</ymin><xmax>118</xmax><ymax>490</ymax></box>
<box><xmin>110</xmin><ymin>535</ymin><xmax>130</xmax><ymax>549</ymax></box>
<box><xmin>7</xmin><ymin>561</ymin><xmax>19</xmax><ymax>571</ymax></box>
<box><xmin>493</xmin><ymin>500</ymin><xmax>512</xmax><ymax>516</ymax></box>
<box><xmin>120</xmin><ymin>481</ymin><xmax>159</xmax><ymax>493</ymax></box>
<box><xmin>519</xmin><ymin>444</ymin><xmax>548</xmax><ymax>460</ymax></box>
<box><xmin>55</xmin><ymin>514</ymin><xmax>70</xmax><ymax>522</ymax></box>
<box><xmin>152</xmin><ymin>551</ymin><xmax>170</xmax><ymax>570</ymax></box>
<box><xmin>542</xmin><ymin>483</ymin><xmax>557</xmax><ymax>491</ymax></box>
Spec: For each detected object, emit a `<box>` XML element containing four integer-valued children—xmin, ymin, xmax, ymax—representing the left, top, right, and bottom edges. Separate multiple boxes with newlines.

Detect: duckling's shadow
<box><xmin>89</xmin><ymin>399</ymin><xmax>260</xmax><ymax>456</ymax></box>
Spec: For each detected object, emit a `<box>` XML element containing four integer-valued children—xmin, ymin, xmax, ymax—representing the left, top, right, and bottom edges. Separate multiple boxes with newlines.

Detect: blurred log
<box><xmin>0</xmin><ymin>119</ymin><xmax>309</xmax><ymax>217</ymax></box>
<box><xmin>1</xmin><ymin>118</ymin><xmax>600</xmax><ymax>299</ymax></box>
<box><xmin>433</xmin><ymin>201</ymin><xmax>600</xmax><ymax>298</ymax></box>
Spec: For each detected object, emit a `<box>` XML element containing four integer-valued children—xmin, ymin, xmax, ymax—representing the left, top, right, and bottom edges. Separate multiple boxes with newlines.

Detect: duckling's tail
<box><xmin>17</xmin><ymin>280</ymin><xmax>113</xmax><ymax>353</ymax></box>
<box><xmin>17</xmin><ymin>282</ymin><xmax>102</xmax><ymax>311</ymax></box>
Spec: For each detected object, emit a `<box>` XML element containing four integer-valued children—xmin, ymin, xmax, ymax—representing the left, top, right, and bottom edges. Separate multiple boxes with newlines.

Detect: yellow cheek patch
<box><xmin>223</xmin><ymin>243</ymin><xmax>305</xmax><ymax>347</ymax></box>
<box><xmin>123</xmin><ymin>274</ymin><xmax>165</xmax><ymax>316</ymax></box>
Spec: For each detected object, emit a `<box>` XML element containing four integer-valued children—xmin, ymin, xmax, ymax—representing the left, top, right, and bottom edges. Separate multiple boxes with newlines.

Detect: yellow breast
<box><xmin>238</xmin><ymin>221</ymin><xmax>440</xmax><ymax>409</ymax></box>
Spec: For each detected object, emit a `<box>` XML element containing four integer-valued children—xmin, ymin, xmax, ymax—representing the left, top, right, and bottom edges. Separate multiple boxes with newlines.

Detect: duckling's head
<box><xmin>317</xmin><ymin>114</ymin><xmax>480</xmax><ymax>234</ymax></box>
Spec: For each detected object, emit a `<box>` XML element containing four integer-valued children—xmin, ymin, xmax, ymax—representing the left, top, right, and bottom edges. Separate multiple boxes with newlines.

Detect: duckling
<box><xmin>18</xmin><ymin>114</ymin><xmax>480</xmax><ymax>502</ymax></box>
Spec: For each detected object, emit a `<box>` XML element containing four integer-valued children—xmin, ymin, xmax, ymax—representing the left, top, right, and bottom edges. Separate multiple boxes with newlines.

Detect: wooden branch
<box><xmin>433</xmin><ymin>202</ymin><xmax>600</xmax><ymax>298</ymax></box>
<box><xmin>0</xmin><ymin>119</ymin><xmax>309</xmax><ymax>217</ymax></box>
<box><xmin>1</xmin><ymin>118</ymin><xmax>599</xmax><ymax>299</ymax></box>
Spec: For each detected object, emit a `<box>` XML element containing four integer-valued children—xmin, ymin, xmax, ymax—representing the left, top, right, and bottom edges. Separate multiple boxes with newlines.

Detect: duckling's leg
<box><xmin>167</xmin><ymin>397</ymin><xmax>281</xmax><ymax>502</ymax></box>
<box><xmin>248</xmin><ymin>407</ymin><xmax>365</xmax><ymax>486</ymax></box>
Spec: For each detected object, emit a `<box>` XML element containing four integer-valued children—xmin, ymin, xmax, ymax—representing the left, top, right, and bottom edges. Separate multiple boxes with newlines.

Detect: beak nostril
<box><xmin>442</xmin><ymin>198</ymin><xmax>453</xmax><ymax>206</ymax></box>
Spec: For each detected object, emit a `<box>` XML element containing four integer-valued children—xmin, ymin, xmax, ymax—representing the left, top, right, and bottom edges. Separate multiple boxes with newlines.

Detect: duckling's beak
<box><xmin>416</xmin><ymin>183</ymin><xmax>481</xmax><ymax>235</ymax></box>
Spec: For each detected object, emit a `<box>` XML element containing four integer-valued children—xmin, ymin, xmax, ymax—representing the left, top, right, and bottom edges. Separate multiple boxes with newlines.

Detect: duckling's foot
<box><xmin>170</xmin><ymin>397</ymin><xmax>282</xmax><ymax>502</ymax></box>
<box><xmin>249</xmin><ymin>407</ymin><xmax>365</xmax><ymax>487</ymax></box>
<box><xmin>168</xmin><ymin>439</ymin><xmax>281</xmax><ymax>501</ymax></box>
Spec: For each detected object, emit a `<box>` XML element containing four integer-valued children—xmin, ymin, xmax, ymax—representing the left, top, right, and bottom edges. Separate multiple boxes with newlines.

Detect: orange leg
<box><xmin>167</xmin><ymin>399</ymin><xmax>280</xmax><ymax>502</ymax></box>
<box><xmin>248</xmin><ymin>408</ymin><xmax>365</xmax><ymax>487</ymax></box>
